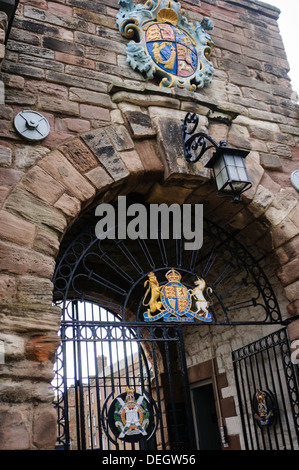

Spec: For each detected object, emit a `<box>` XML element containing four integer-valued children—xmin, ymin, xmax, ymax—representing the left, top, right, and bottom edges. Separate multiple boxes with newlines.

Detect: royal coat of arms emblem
<box><xmin>116</xmin><ymin>0</ymin><xmax>214</xmax><ymax>91</ymax></box>
<box><xmin>142</xmin><ymin>268</ymin><xmax>213</xmax><ymax>322</ymax></box>
<box><xmin>108</xmin><ymin>388</ymin><xmax>152</xmax><ymax>442</ymax></box>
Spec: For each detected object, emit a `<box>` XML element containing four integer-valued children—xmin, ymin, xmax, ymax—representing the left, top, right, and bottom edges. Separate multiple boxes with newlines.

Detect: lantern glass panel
<box><xmin>224</xmin><ymin>154</ymin><xmax>250</xmax><ymax>184</ymax></box>
<box><xmin>213</xmin><ymin>154</ymin><xmax>228</xmax><ymax>191</ymax></box>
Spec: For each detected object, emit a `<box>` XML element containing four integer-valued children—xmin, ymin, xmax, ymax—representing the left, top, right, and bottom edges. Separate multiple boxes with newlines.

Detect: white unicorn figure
<box><xmin>189</xmin><ymin>278</ymin><xmax>213</xmax><ymax>321</ymax></box>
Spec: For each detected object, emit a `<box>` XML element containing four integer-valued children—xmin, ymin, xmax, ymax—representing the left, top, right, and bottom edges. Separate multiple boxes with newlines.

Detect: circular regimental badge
<box><xmin>108</xmin><ymin>388</ymin><xmax>153</xmax><ymax>443</ymax></box>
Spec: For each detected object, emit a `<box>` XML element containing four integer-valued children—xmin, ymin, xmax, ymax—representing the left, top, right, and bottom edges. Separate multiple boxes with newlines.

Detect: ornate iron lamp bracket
<box><xmin>181</xmin><ymin>112</ymin><xmax>226</xmax><ymax>163</ymax></box>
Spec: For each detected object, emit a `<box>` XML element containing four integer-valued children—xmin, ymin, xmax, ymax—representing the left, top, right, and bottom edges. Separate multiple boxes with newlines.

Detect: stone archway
<box><xmin>0</xmin><ymin>107</ymin><xmax>298</xmax><ymax>448</ymax></box>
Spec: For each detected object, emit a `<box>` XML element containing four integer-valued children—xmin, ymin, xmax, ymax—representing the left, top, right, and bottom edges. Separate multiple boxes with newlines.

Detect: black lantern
<box><xmin>181</xmin><ymin>113</ymin><xmax>252</xmax><ymax>203</ymax></box>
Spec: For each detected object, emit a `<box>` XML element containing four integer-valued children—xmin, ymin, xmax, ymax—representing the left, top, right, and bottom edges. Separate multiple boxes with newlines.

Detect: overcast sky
<box><xmin>266</xmin><ymin>0</ymin><xmax>299</xmax><ymax>95</ymax></box>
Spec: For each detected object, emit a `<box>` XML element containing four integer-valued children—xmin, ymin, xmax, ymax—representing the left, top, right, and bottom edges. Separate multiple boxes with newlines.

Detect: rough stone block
<box><xmin>4</xmin><ymin>187</ymin><xmax>67</xmax><ymax>233</ymax></box>
<box><xmin>59</xmin><ymin>138</ymin><xmax>98</xmax><ymax>172</ymax></box>
<box><xmin>264</xmin><ymin>188</ymin><xmax>298</xmax><ymax>226</ymax></box>
<box><xmin>118</xmin><ymin>150</ymin><xmax>145</xmax><ymax>177</ymax></box>
<box><xmin>69</xmin><ymin>87</ymin><xmax>114</xmax><ymax>108</ymax></box>
<box><xmin>134</xmin><ymin>139</ymin><xmax>164</xmax><ymax>179</ymax></box>
<box><xmin>85</xmin><ymin>166</ymin><xmax>113</xmax><ymax>191</ymax></box>
<box><xmin>55</xmin><ymin>117</ymin><xmax>90</xmax><ymax>133</ymax></box>
<box><xmin>33</xmin><ymin>405</ymin><xmax>57</xmax><ymax>449</ymax></box>
<box><xmin>82</xmin><ymin>128</ymin><xmax>129</xmax><ymax>182</ymax></box>
<box><xmin>54</xmin><ymin>193</ymin><xmax>81</xmax><ymax>218</ymax></box>
<box><xmin>260</xmin><ymin>153</ymin><xmax>282</xmax><ymax>171</ymax></box>
<box><xmin>0</xmin><ymin>209</ymin><xmax>35</xmax><ymax>246</ymax></box>
<box><xmin>0</xmin><ymin>274</ymin><xmax>17</xmax><ymax>304</ymax></box>
<box><xmin>105</xmin><ymin>125</ymin><xmax>134</xmax><ymax>152</ymax></box>
<box><xmin>0</xmin><ymin>146</ymin><xmax>12</xmax><ymax>166</ymax></box>
<box><xmin>33</xmin><ymin>226</ymin><xmax>60</xmax><ymax>257</ymax></box>
<box><xmin>20</xmin><ymin>165</ymin><xmax>65</xmax><ymax>205</ymax></box>
<box><xmin>37</xmin><ymin>95</ymin><xmax>79</xmax><ymax>116</ymax></box>
<box><xmin>38</xmin><ymin>150</ymin><xmax>96</xmax><ymax>202</ymax></box>
<box><xmin>285</xmin><ymin>280</ymin><xmax>299</xmax><ymax>302</ymax></box>
<box><xmin>17</xmin><ymin>276</ymin><xmax>54</xmax><ymax>305</ymax></box>
<box><xmin>14</xmin><ymin>145</ymin><xmax>50</xmax><ymax>169</ymax></box>
<box><xmin>277</xmin><ymin>259</ymin><xmax>299</xmax><ymax>287</ymax></box>
<box><xmin>79</xmin><ymin>103</ymin><xmax>110</xmax><ymax>120</ymax></box>
<box><xmin>124</xmin><ymin>110</ymin><xmax>156</xmax><ymax>139</ymax></box>
<box><xmin>26</xmin><ymin>334</ymin><xmax>60</xmax><ymax>362</ymax></box>
<box><xmin>0</xmin><ymin>239</ymin><xmax>56</xmax><ymax>278</ymax></box>
<box><xmin>155</xmin><ymin>117</ymin><xmax>210</xmax><ymax>182</ymax></box>
<box><xmin>0</xmin><ymin>405</ymin><xmax>31</xmax><ymax>450</ymax></box>
<box><xmin>55</xmin><ymin>51</ymin><xmax>95</xmax><ymax>69</ymax></box>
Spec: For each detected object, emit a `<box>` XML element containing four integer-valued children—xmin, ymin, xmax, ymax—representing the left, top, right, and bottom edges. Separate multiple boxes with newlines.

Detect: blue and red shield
<box><xmin>146</xmin><ymin>23</ymin><xmax>198</xmax><ymax>77</ymax></box>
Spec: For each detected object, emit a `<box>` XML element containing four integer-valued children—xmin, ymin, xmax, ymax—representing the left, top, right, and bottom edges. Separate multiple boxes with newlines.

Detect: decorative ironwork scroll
<box><xmin>53</xmin><ymin>214</ymin><xmax>282</xmax><ymax>326</ymax></box>
<box><xmin>116</xmin><ymin>0</ymin><xmax>214</xmax><ymax>91</ymax></box>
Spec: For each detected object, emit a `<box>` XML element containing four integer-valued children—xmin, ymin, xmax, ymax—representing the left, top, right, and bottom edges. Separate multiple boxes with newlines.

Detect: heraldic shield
<box><xmin>146</xmin><ymin>23</ymin><xmax>198</xmax><ymax>78</ymax></box>
<box><xmin>142</xmin><ymin>268</ymin><xmax>212</xmax><ymax>322</ymax></box>
<box><xmin>116</xmin><ymin>0</ymin><xmax>214</xmax><ymax>91</ymax></box>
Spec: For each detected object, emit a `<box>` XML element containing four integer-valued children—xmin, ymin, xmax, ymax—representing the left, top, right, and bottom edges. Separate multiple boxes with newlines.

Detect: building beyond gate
<box><xmin>0</xmin><ymin>0</ymin><xmax>299</xmax><ymax>450</ymax></box>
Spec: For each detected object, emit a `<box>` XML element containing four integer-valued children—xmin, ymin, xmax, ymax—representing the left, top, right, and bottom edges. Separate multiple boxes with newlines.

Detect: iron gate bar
<box><xmin>232</xmin><ymin>328</ymin><xmax>299</xmax><ymax>450</ymax></box>
<box><xmin>52</xmin><ymin>210</ymin><xmax>286</xmax><ymax>450</ymax></box>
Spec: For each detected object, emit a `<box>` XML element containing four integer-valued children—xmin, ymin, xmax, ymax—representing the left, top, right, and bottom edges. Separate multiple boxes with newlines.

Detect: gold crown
<box><xmin>165</xmin><ymin>268</ymin><xmax>181</xmax><ymax>281</ymax></box>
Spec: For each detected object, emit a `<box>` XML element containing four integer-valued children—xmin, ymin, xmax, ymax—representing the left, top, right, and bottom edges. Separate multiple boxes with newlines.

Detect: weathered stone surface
<box><xmin>60</xmin><ymin>138</ymin><xmax>98</xmax><ymax>172</ymax></box>
<box><xmin>0</xmin><ymin>238</ymin><xmax>56</xmax><ymax>278</ymax></box>
<box><xmin>37</xmin><ymin>95</ymin><xmax>79</xmax><ymax>116</ymax></box>
<box><xmin>105</xmin><ymin>125</ymin><xmax>134</xmax><ymax>152</ymax></box>
<box><xmin>38</xmin><ymin>150</ymin><xmax>96</xmax><ymax>202</ymax></box>
<box><xmin>118</xmin><ymin>150</ymin><xmax>145</xmax><ymax>177</ymax></box>
<box><xmin>264</xmin><ymin>188</ymin><xmax>298</xmax><ymax>226</ymax></box>
<box><xmin>277</xmin><ymin>258</ymin><xmax>299</xmax><ymax>287</ymax></box>
<box><xmin>54</xmin><ymin>193</ymin><xmax>81</xmax><ymax>218</ymax></box>
<box><xmin>17</xmin><ymin>276</ymin><xmax>54</xmax><ymax>305</ymax></box>
<box><xmin>33</xmin><ymin>405</ymin><xmax>57</xmax><ymax>449</ymax></box>
<box><xmin>4</xmin><ymin>187</ymin><xmax>67</xmax><ymax>233</ymax></box>
<box><xmin>20</xmin><ymin>165</ymin><xmax>65</xmax><ymax>205</ymax></box>
<box><xmin>33</xmin><ymin>226</ymin><xmax>60</xmax><ymax>257</ymax></box>
<box><xmin>134</xmin><ymin>138</ymin><xmax>164</xmax><ymax>178</ymax></box>
<box><xmin>0</xmin><ymin>145</ymin><xmax>12</xmax><ymax>166</ymax></box>
<box><xmin>155</xmin><ymin>117</ymin><xmax>210</xmax><ymax>182</ymax></box>
<box><xmin>85</xmin><ymin>165</ymin><xmax>113</xmax><ymax>191</ymax></box>
<box><xmin>26</xmin><ymin>334</ymin><xmax>60</xmax><ymax>362</ymax></box>
<box><xmin>82</xmin><ymin>128</ymin><xmax>129</xmax><ymax>181</ymax></box>
<box><xmin>69</xmin><ymin>87</ymin><xmax>114</xmax><ymax>108</ymax></box>
<box><xmin>260</xmin><ymin>153</ymin><xmax>283</xmax><ymax>171</ymax></box>
<box><xmin>123</xmin><ymin>110</ymin><xmax>156</xmax><ymax>139</ymax></box>
<box><xmin>13</xmin><ymin>145</ymin><xmax>50</xmax><ymax>169</ymax></box>
<box><xmin>0</xmin><ymin>274</ymin><xmax>17</xmax><ymax>304</ymax></box>
<box><xmin>0</xmin><ymin>209</ymin><xmax>35</xmax><ymax>246</ymax></box>
<box><xmin>0</xmin><ymin>405</ymin><xmax>31</xmax><ymax>450</ymax></box>
<box><xmin>248</xmin><ymin>184</ymin><xmax>274</xmax><ymax>218</ymax></box>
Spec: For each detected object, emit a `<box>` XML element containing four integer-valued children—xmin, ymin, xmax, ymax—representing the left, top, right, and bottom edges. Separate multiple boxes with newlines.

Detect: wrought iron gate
<box><xmin>52</xmin><ymin>201</ymin><xmax>287</xmax><ymax>450</ymax></box>
<box><xmin>232</xmin><ymin>328</ymin><xmax>299</xmax><ymax>450</ymax></box>
<box><xmin>53</xmin><ymin>300</ymin><xmax>196</xmax><ymax>450</ymax></box>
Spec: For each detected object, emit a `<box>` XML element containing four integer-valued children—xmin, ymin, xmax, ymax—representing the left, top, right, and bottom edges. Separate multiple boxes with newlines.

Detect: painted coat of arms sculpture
<box><xmin>108</xmin><ymin>388</ymin><xmax>152</xmax><ymax>442</ymax></box>
<box><xmin>142</xmin><ymin>268</ymin><xmax>213</xmax><ymax>322</ymax></box>
<box><xmin>117</xmin><ymin>0</ymin><xmax>214</xmax><ymax>91</ymax></box>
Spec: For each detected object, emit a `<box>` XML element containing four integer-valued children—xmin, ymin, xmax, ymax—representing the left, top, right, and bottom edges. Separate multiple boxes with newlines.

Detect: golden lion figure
<box><xmin>142</xmin><ymin>272</ymin><xmax>163</xmax><ymax>314</ymax></box>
